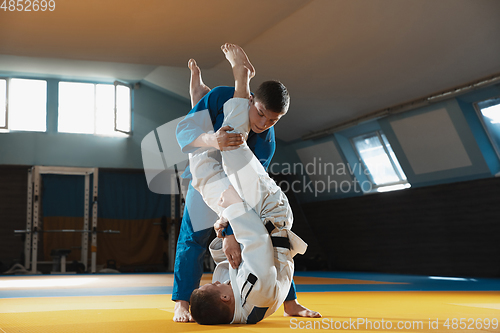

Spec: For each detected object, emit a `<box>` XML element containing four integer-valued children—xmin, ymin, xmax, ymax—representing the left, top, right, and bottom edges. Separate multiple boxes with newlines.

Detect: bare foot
<box><xmin>220</xmin><ymin>43</ymin><xmax>255</xmax><ymax>78</ymax></box>
<box><xmin>173</xmin><ymin>300</ymin><xmax>194</xmax><ymax>322</ymax></box>
<box><xmin>188</xmin><ymin>59</ymin><xmax>211</xmax><ymax>108</ymax></box>
<box><xmin>283</xmin><ymin>299</ymin><xmax>322</xmax><ymax>318</ymax></box>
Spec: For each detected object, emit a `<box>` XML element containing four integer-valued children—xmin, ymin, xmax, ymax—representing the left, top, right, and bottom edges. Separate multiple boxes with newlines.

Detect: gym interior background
<box><xmin>1</xmin><ymin>1</ymin><xmax>500</xmax><ymax>280</ymax></box>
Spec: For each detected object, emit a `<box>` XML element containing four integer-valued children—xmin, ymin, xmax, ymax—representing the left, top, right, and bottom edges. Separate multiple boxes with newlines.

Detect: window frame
<box><xmin>473</xmin><ymin>95</ymin><xmax>500</xmax><ymax>162</ymax></box>
<box><xmin>58</xmin><ymin>80</ymin><xmax>133</xmax><ymax>136</ymax></box>
<box><xmin>0</xmin><ymin>77</ymin><xmax>48</xmax><ymax>132</ymax></box>
<box><xmin>113</xmin><ymin>80</ymin><xmax>132</xmax><ymax>135</ymax></box>
<box><xmin>0</xmin><ymin>78</ymin><xmax>8</xmax><ymax>130</ymax></box>
<box><xmin>350</xmin><ymin>130</ymin><xmax>409</xmax><ymax>191</ymax></box>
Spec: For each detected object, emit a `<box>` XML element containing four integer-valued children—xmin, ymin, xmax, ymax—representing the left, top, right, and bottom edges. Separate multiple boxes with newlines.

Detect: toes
<box><xmin>188</xmin><ymin>59</ymin><xmax>198</xmax><ymax>71</ymax></box>
<box><xmin>310</xmin><ymin>311</ymin><xmax>322</xmax><ymax>318</ymax></box>
<box><xmin>174</xmin><ymin>314</ymin><xmax>191</xmax><ymax>323</ymax></box>
<box><xmin>302</xmin><ymin>310</ymin><xmax>321</xmax><ymax>318</ymax></box>
<box><xmin>248</xmin><ymin>64</ymin><xmax>256</xmax><ymax>78</ymax></box>
<box><xmin>223</xmin><ymin>43</ymin><xmax>236</xmax><ymax>54</ymax></box>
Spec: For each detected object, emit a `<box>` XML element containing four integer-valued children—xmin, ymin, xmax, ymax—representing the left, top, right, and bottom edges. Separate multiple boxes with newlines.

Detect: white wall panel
<box><xmin>390</xmin><ymin>108</ymin><xmax>472</xmax><ymax>174</ymax></box>
<box><xmin>296</xmin><ymin>141</ymin><xmax>353</xmax><ymax>194</ymax></box>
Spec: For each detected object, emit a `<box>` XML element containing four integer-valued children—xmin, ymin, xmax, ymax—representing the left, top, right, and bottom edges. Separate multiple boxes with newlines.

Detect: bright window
<box><xmin>115</xmin><ymin>84</ymin><xmax>131</xmax><ymax>133</ymax></box>
<box><xmin>58</xmin><ymin>81</ymin><xmax>131</xmax><ymax>136</ymax></box>
<box><xmin>95</xmin><ymin>84</ymin><xmax>115</xmax><ymax>135</ymax></box>
<box><xmin>59</xmin><ymin>82</ymin><xmax>95</xmax><ymax>134</ymax></box>
<box><xmin>476</xmin><ymin>97</ymin><xmax>500</xmax><ymax>160</ymax></box>
<box><xmin>0</xmin><ymin>79</ymin><xmax>6</xmax><ymax>128</ymax></box>
<box><xmin>351</xmin><ymin>131</ymin><xmax>410</xmax><ymax>192</ymax></box>
<box><xmin>0</xmin><ymin>78</ymin><xmax>47</xmax><ymax>132</ymax></box>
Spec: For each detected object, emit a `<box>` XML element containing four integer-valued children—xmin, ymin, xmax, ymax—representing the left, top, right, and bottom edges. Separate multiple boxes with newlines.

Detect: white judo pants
<box><xmin>188</xmin><ymin>143</ymin><xmax>293</xmax><ymax>233</ymax></box>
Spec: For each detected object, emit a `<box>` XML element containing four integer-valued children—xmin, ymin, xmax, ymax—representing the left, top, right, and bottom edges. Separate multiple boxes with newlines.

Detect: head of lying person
<box><xmin>248</xmin><ymin>80</ymin><xmax>290</xmax><ymax>134</ymax></box>
<box><xmin>190</xmin><ymin>281</ymin><xmax>235</xmax><ymax>325</ymax></box>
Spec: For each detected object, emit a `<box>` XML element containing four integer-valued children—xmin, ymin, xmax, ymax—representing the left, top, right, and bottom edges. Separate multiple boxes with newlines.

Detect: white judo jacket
<box><xmin>210</xmin><ymin>201</ymin><xmax>306</xmax><ymax>324</ymax></box>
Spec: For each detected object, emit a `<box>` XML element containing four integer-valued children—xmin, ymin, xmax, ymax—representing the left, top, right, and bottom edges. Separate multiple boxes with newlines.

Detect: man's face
<box><xmin>248</xmin><ymin>97</ymin><xmax>285</xmax><ymax>134</ymax></box>
<box><xmin>199</xmin><ymin>281</ymin><xmax>233</xmax><ymax>295</ymax></box>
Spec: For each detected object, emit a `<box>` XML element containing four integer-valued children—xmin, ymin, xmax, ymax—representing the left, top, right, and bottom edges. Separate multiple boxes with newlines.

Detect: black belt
<box><xmin>265</xmin><ymin>221</ymin><xmax>290</xmax><ymax>250</ymax></box>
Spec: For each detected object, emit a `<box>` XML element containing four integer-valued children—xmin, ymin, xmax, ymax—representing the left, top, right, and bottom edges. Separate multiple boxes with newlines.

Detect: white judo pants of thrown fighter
<box><xmin>189</xmin><ymin>143</ymin><xmax>292</xmax><ymax>227</ymax></box>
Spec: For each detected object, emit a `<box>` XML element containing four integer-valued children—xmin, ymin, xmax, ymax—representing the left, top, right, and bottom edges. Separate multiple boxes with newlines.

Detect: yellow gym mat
<box><xmin>0</xmin><ymin>273</ymin><xmax>499</xmax><ymax>332</ymax></box>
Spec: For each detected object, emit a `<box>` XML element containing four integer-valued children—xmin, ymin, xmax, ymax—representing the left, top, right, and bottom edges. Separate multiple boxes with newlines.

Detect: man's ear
<box><xmin>220</xmin><ymin>293</ymin><xmax>232</xmax><ymax>303</ymax></box>
<box><xmin>249</xmin><ymin>95</ymin><xmax>254</xmax><ymax>104</ymax></box>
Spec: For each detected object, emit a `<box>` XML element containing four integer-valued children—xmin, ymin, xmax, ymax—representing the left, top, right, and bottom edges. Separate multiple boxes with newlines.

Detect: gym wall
<box><xmin>0</xmin><ymin>81</ymin><xmax>189</xmax><ymax>168</ymax></box>
<box><xmin>0</xmin><ymin>167</ymin><xmax>178</xmax><ymax>272</ymax></box>
<box><xmin>0</xmin><ymin>165</ymin><xmax>28</xmax><ymax>272</ymax></box>
<box><xmin>301</xmin><ymin>176</ymin><xmax>500</xmax><ymax>278</ymax></box>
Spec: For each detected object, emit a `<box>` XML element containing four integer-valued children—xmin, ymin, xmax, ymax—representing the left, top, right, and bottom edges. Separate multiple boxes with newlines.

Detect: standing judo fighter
<box><xmin>173</xmin><ymin>44</ymin><xmax>320</xmax><ymax>322</ymax></box>
<box><xmin>187</xmin><ymin>43</ymin><xmax>309</xmax><ymax>324</ymax></box>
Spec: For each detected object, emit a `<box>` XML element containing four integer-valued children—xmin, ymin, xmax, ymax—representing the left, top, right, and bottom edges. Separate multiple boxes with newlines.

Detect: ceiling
<box><xmin>1</xmin><ymin>0</ymin><xmax>500</xmax><ymax>142</ymax></box>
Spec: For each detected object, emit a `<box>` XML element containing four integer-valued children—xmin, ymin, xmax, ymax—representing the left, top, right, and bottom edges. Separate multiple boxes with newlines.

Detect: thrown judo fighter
<box><xmin>187</xmin><ymin>43</ymin><xmax>308</xmax><ymax>324</ymax></box>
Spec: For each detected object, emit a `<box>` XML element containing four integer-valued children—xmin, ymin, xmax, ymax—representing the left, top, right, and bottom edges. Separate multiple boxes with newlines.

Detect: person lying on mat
<box><xmin>186</xmin><ymin>43</ymin><xmax>312</xmax><ymax>325</ymax></box>
<box><xmin>173</xmin><ymin>43</ymin><xmax>320</xmax><ymax>322</ymax></box>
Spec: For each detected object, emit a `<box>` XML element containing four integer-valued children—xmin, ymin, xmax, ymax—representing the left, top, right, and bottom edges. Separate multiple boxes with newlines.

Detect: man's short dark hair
<box><xmin>254</xmin><ymin>80</ymin><xmax>290</xmax><ymax>114</ymax></box>
<box><xmin>190</xmin><ymin>288</ymin><xmax>233</xmax><ymax>325</ymax></box>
